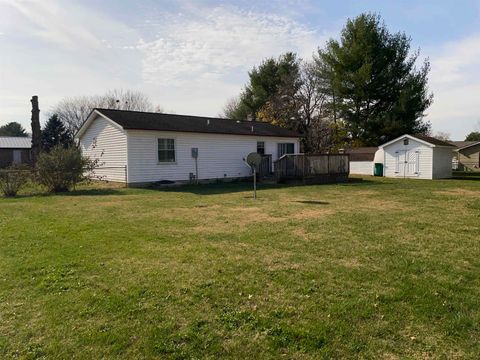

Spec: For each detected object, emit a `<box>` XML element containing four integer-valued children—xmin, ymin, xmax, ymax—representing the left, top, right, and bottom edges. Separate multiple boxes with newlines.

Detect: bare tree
<box><xmin>434</xmin><ymin>131</ymin><xmax>451</xmax><ymax>141</ymax></box>
<box><xmin>220</xmin><ymin>96</ymin><xmax>244</xmax><ymax>119</ymax></box>
<box><xmin>51</xmin><ymin>89</ymin><xmax>155</xmax><ymax>134</ymax></box>
<box><xmin>101</xmin><ymin>89</ymin><xmax>153</xmax><ymax>112</ymax></box>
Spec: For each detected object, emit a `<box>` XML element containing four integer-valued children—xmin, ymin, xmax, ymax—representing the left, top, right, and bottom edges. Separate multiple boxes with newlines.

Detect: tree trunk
<box><xmin>31</xmin><ymin>96</ymin><xmax>41</xmax><ymax>166</ymax></box>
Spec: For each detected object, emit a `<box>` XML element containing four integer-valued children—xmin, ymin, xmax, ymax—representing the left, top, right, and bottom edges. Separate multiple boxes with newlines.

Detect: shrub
<box><xmin>36</xmin><ymin>145</ymin><xmax>97</xmax><ymax>193</ymax></box>
<box><xmin>0</xmin><ymin>164</ymin><xmax>31</xmax><ymax>197</ymax></box>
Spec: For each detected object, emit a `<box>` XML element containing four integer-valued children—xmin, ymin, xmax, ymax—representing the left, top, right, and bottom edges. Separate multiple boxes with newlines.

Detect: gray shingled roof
<box><xmin>0</xmin><ymin>137</ymin><xmax>31</xmax><ymax>149</ymax></box>
<box><xmin>411</xmin><ymin>134</ymin><xmax>456</xmax><ymax>147</ymax></box>
<box><xmin>95</xmin><ymin>109</ymin><xmax>301</xmax><ymax>138</ymax></box>
<box><xmin>449</xmin><ymin>141</ymin><xmax>480</xmax><ymax>149</ymax></box>
<box><xmin>344</xmin><ymin>147</ymin><xmax>378</xmax><ymax>161</ymax></box>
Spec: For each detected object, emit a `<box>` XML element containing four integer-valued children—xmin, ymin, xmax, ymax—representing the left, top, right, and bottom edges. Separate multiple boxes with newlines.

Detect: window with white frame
<box><xmin>277</xmin><ymin>143</ymin><xmax>294</xmax><ymax>157</ymax></box>
<box><xmin>257</xmin><ymin>141</ymin><xmax>265</xmax><ymax>155</ymax></box>
<box><xmin>158</xmin><ymin>138</ymin><xmax>175</xmax><ymax>163</ymax></box>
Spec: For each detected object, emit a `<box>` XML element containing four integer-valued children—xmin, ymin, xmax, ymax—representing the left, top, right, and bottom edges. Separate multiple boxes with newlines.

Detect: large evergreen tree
<box><xmin>0</xmin><ymin>122</ymin><xmax>28</xmax><ymax>137</ymax></box>
<box><xmin>224</xmin><ymin>53</ymin><xmax>301</xmax><ymax>121</ymax></box>
<box><xmin>41</xmin><ymin>114</ymin><xmax>72</xmax><ymax>152</ymax></box>
<box><xmin>318</xmin><ymin>13</ymin><xmax>432</xmax><ymax>145</ymax></box>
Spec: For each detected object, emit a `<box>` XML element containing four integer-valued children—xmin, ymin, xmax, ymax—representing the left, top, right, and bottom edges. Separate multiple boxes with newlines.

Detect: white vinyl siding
<box><xmin>349</xmin><ymin>161</ymin><xmax>373</xmax><ymax>175</ymax></box>
<box><xmin>384</xmin><ymin>139</ymin><xmax>432</xmax><ymax>179</ymax></box>
<box><xmin>79</xmin><ymin>115</ymin><xmax>127</xmax><ymax>182</ymax></box>
<box><xmin>126</xmin><ymin>130</ymin><xmax>299</xmax><ymax>184</ymax></box>
<box><xmin>382</xmin><ymin>137</ymin><xmax>453</xmax><ymax>180</ymax></box>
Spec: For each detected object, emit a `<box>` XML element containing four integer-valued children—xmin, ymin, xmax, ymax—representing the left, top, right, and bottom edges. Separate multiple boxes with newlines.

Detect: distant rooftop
<box><xmin>0</xmin><ymin>136</ymin><xmax>32</xmax><ymax>149</ymax></box>
<box><xmin>449</xmin><ymin>140</ymin><xmax>480</xmax><ymax>149</ymax></box>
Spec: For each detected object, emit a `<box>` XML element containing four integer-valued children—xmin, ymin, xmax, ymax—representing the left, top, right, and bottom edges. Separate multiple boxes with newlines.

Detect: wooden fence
<box><xmin>274</xmin><ymin>154</ymin><xmax>349</xmax><ymax>184</ymax></box>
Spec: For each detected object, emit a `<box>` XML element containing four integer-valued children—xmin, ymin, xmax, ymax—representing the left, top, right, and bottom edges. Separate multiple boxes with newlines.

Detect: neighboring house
<box><xmin>76</xmin><ymin>109</ymin><xmax>301</xmax><ymax>185</ymax></box>
<box><xmin>379</xmin><ymin>134</ymin><xmax>455</xmax><ymax>179</ymax></box>
<box><xmin>0</xmin><ymin>136</ymin><xmax>32</xmax><ymax>168</ymax></box>
<box><xmin>449</xmin><ymin>141</ymin><xmax>480</xmax><ymax>171</ymax></box>
<box><xmin>344</xmin><ymin>147</ymin><xmax>380</xmax><ymax>175</ymax></box>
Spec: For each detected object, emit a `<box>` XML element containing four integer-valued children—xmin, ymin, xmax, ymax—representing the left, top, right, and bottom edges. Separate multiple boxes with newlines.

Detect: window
<box><xmin>278</xmin><ymin>143</ymin><xmax>294</xmax><ymax>157</ymax></box>
<box><xmin>257</xmin><ymin>141</ymin><xmax>265</xmax><ymax>155</ymax></box>
<box><xmin>12</xmin><ymin>150</ymin><xmax>22</xmax><ymax>164</ymax></box>
<box><xmin>158</xmin><ymin>138</ymin><xmax>175</xmax><ymax>163</ymax></box>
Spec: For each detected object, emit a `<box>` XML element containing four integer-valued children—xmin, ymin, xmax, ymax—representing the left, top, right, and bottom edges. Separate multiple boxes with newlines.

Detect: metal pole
<box><xmin>195</xmin><ymin>157</ymin><xmax>199</xmax><ymax>184</ymax></box>
<box><xmin>124</xmin><ymin>165</ymin><xmax>128</xmax><ymax>188</ymax></box>
<box><xmin>253</xmin><ymin>168</ymin><xmax>257</xmax><ymax>199</ymax></box>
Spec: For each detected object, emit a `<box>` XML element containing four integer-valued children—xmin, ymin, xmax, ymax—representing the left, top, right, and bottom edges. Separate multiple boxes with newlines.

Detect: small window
<box><xmin>257</xmin><ymin>141</ymin><xmax>265</xmax><ymax>155</ymax></box>
<box><xmin>278</xmin><ymin>143</ymin><xmax>294</xmax><ymax>157</ymax></box>
<box><xmin>158</xmin><ymin>138</ymin><xmax>175</xmax><ymax>163</ymax></box>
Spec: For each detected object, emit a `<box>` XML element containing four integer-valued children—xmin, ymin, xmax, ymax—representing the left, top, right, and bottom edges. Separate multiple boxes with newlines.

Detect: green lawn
<box><xmin>1</xmin><ymin>175</ymin><xmax>479</xmax><ymax>359</ymax></box>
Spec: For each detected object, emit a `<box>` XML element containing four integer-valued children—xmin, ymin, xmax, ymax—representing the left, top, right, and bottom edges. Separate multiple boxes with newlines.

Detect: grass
<box><xmin>0</xmin><ymin>175</ymin><xmax>479</xmax><ymax>359</ymax></box>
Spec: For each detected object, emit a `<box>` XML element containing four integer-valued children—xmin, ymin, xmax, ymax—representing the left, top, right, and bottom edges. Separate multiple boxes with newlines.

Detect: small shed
<box><xmin>379</xmin><ymin>134</ymin><xmax>455</xmax><ymax>179</ymax></box>
<box><xmin>0</xmin><ymin>137</ymin><xmax>32</xmax><ymax>168</ymax></box>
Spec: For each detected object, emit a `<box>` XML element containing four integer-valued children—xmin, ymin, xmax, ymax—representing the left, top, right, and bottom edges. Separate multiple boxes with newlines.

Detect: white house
<box><xmin>379</xmin><ymin>134</ymin><xmax>455</xmax><ymax>179</ymax></box>
<box><xmin>76</xmin><ymin>109</ymin><xmax>301</xmax><ymax>186</ymax></box>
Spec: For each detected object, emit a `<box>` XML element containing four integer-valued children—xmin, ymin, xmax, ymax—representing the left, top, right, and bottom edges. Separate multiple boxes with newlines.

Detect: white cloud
<box><xmin>0</xmin><ymin>0</ymin><xmax>137</xmax><ymax>52</ymax></box>
<box><xmin>428</xmin><ymin>34</ymin><xmax>480</xmax><ymax>138</ymax></box>
<box><xmin>136</xmin><ymin>6</ymin><xmax>323</xmax><ymax>85</ymax></box>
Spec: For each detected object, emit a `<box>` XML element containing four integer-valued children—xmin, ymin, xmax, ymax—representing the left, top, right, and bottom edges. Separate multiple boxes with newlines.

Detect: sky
<box><xmin>0</xmin><ymin>0</ymin><xmax>479</xmax><ymax>140</ymax></box>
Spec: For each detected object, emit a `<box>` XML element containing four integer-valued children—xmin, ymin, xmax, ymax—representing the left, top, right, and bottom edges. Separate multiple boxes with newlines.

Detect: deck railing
<box><xmin>274</xmin><ymin>154</ymin><xmax>349</xmax><ymax>183</ymax></box>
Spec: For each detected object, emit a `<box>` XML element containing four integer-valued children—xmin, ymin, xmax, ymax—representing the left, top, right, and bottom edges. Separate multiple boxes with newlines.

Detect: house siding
<box><xmin>383</xmin><ymin>139</ymin><xmax>433</xmax><ymax>179</ymax></box>
<box><xmin>349</xmin><ymin>161</ymin><xmax>373</xmax><ymax>175</ymax></box>
<box><xmin>126</xmin><ymin>130</ymin><xmax>300</xmax><ymax>184</ymax></box>
<box><xmin>457</xmin><ymin>143</ymin><xmax>480</xmax><ymax>171</ymax></box>
<box><xmin>432</xmin><ymin>147</ymin><xmax>453</xmax><ymax>179</ymax></box>
<box><xmin>79</xmin><ymin>115</ymin><xmax>127</xmax><ymax>182</ymax></box>
<box><xmin>0</xmin><ymin>148</ymin><xmax>31</xmax><ymax>168</ymax></box>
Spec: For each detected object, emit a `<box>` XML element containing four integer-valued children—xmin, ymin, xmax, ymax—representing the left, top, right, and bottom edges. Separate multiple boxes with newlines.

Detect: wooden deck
<box><xmin>274</xmin><ymin>154</ymin><xmax>349</xmax><ymax>184</ymax></box>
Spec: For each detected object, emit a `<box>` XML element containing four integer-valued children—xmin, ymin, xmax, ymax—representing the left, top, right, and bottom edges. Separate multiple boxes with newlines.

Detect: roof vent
<box><xmin>251</xmin><ymin>125</ymin><xmax>254</xmax><ymax>133</ymax></box>
<box><xmin>236</xmin><ymin>120</ymin><xmax>240</xmax><ymax>123</ymax></box>
<box><xmin>207</xmin><ymin>119</ymin><xmax>210</xmax><ymax>125</ymax></box>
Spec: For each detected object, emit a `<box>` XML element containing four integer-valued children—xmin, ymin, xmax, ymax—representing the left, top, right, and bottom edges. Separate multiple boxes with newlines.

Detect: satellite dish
<box><xmin>246</xmin><ymin>152</ymin><xmax>262</xmax><ymax>169</ymax></box>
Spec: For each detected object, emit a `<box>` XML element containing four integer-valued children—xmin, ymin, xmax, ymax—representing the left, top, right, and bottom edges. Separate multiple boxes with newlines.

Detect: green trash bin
<box><xmin>374</xmin><ymin>163</ymin><xmax>383</xmax><ymax>177</ymax></box>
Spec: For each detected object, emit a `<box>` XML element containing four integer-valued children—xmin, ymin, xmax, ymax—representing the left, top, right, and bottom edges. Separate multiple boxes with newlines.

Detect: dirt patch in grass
<box><xmin>291</xmin><ymin>208</ymin><xmax>334</xmax><ymax>220</ymax></box>
<box><xmin>435</xmin><ymin>188</ymin><xmax>480</xmax><ymax>198</ymax></box>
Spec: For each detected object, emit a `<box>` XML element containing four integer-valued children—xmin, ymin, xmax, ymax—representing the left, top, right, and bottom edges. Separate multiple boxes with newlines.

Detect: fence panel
<box><xmin>274</xmin><ymin>154</ymin><xmax>349</xmax><ymax>183</ymax></box>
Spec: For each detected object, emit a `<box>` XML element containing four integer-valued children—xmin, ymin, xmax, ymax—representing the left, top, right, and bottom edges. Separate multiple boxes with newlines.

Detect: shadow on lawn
<box><xmin>148</xmin><ymin>177</ymin><xmax>382</xmax><ymax>195</ymax></box>
<box><xmin>296</xmin><ymin>200</ymin><xmax>330</xmax><ymax>205</ymax></box>
<box><xmin>151</xmin><ymin>181</ymin><xmax>287</xmax><ymax>195</ymax></box>
<box><xmin>452</xmin><ymin>172</ymin><xmax>480</xmax><ymax>181</ymax></box>
<box><xmin>60</xmin><ymin>188</ymin><xmax>126</xmax><ymax>196</ymax></box>
<box><xmin>22</xmin><ymin>188</ymin><xmax>127</xmax><ymax>198</ymax></box>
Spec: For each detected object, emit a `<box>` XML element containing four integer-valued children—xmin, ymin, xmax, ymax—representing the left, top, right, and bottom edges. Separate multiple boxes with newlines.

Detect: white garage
<box><xmin>379</xmin><ymin>134</ymin><xmax>455</xmax><ymax>179</ymax></box>
<box><xmin>345</xmin><ymin>147</ymin><xmax>380</xmax><ymax>175</ymax></box>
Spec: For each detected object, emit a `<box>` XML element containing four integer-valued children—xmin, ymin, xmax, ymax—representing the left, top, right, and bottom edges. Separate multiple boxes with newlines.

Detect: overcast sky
<box><xmin>1</xmin><ymin>0</ymin><xmax>479</xmax><ymax>139</ymax></box>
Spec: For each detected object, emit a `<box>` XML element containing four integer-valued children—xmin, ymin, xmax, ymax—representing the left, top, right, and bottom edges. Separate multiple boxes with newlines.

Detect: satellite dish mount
<box><xmin>246</xmin><ymin>152</ymin><xmax>262</xmax><ymax>199</ymax></box>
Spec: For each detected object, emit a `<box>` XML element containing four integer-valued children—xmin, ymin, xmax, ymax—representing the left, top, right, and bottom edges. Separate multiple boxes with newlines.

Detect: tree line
<box><xmin>223</xmin><ymin>13</ymin><xmax>434</xmax><ymax>151</ymax></box>
<box><xmin>0</xmin><ymin>89</ymin><xmax>155</xmax><ymax>152</ymax></box>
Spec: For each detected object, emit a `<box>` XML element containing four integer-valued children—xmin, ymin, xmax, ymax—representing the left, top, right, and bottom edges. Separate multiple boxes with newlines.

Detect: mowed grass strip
<box><xmin>0</xmin><ymin>175</ymin><xmax>479</xmax><ymax>359</ymax></box>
